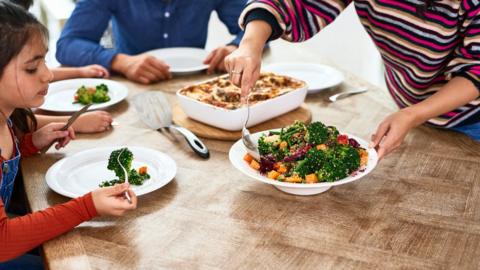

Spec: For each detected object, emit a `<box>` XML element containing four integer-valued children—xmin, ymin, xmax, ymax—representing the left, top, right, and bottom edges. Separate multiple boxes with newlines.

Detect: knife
<box><xmin>40</xmin><ymin>104</ymin><xmax>92</xmax><ymax>154</ymax></box>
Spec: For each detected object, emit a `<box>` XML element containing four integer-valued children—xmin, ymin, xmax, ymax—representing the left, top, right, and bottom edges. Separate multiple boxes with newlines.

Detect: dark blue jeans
<box><xmin>0</xmin><ymin>254</ymin><xmax>44</xmax><ymax>270</ymax></box>
<box><xmin>451</xmin><ymin>121</ymin><xmax>480</xmax><ymax>141</ymax></box>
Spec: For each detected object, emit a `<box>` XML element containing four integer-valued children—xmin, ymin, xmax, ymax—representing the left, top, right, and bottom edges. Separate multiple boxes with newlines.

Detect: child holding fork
<box><xmin>10</xmin><ymin>0</ymin><xmax>114</xmax><ymax>135</ymax></box>
<box><xmin>0</xmin><ymin>2</ymin><xmax>137</xmax><ymax>268</ymax></box>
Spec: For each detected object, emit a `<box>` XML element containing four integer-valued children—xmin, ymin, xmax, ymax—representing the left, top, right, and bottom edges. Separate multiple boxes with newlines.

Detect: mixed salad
<box><xmin>244</xmin><ymin>121</ymin><xmax>368</xmax><ymax>183</ymax></box>
<box><xmin>74</xmin><ymin>83</ymin><xmax>111</xmax><ymax>105</ymax></box>
<box><xmin>100</xmin><ymin>148</ymin><xmax>150</xmax><ymax>187</ymax></box>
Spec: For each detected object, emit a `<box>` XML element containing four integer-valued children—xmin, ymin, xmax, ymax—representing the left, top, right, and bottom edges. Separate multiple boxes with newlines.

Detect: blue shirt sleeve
<box><xmin>56</xmin><ymin>0</ymin><xmax>118</xmax><ymax>69</ymax></box>
<box><xmin>215</xmin><ymin>0</ymin><xmax>246</xmax><ymax>46</ymax></box>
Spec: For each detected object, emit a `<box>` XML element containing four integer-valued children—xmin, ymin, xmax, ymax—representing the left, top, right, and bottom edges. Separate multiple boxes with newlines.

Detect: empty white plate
<box><xmin>263</xmin><ymin>63</ymin><xmax>344</xmax><ymax>94</ymax></box>
<box><xmin>39</xmin><ymin>78</ymin><xmax>128</xmax><ymax>113</ymax></box>
<box><xmin>46</xmin><ymin>146</ymin><xmax>177</xmax><ymax>198</ymax></box>
<box><xmin>146</xmin><ymin>47</ymin><xmax>209</xmax><ymax>74</ymax></box>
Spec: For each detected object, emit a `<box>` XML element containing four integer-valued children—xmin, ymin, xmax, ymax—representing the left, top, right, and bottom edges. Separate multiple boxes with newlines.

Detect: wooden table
<box><xmin>22</xmin><ymin>51</ymin><xmax>480</xmax><ymax>269</ymax></box>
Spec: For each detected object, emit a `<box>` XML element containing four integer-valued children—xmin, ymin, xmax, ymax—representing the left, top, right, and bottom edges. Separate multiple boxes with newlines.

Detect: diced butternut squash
<box><xmin>267</xmin><ymin>170</ymin><xmax>280</xmax><ymax>180</ymax></box>
<box><xmin>279</xmin><ymin>141</ymin><xmax>288</xmax><ymax>150</ymax></box>
<box><xmin>285</xmin><ymin>175</ymin><xmax>303</xmax><ymax>183</ymax></box>
<box><xmin>305</xmin><ymin>173</ymin><xmax>318</xmax><ymax>183</ymax></box>
<box><xmin>277</xmin><ymin>164</ymin><xmax>288</xmax><ymax>174</ymax></box>
<box><xmin>243</xmin><ymin>153</ymin><xmax>254</xmax><ymax>163</ymax></box>
<box><xmin>249</xmin><ymin>160</ymin><xmax>261</xmax><ymax>170</ymax></box>
<box><xmin>359</xmin><ymin>149</ymin><xmax>369</xmax><ymax>167</ymax></box>
<box><xmin>273</xmin><ymin>162</ymin><xmax>281</xmax><ymax>170</ymax></box>
<box><xmin>316</xmin><ymin>144</ymin><xmax>327</xmax><ymax>151</ymax></box>
<box><xmin>138</xmin><ymin>166</ymin><xmax>148</xmax><ymax>175</ymax></box>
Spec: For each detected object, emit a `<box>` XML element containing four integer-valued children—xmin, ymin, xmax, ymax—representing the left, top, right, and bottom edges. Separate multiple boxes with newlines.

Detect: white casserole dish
<box><xmin>176</xmin><ymin>75</ymin><xmax>308</xmax><ymax>131</ymax></box>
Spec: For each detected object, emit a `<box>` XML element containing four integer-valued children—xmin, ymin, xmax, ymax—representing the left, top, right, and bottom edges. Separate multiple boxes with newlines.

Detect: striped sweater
<box><xmin>240</xmin><ymin>0</ymin><xmax>480</xmax><ymax>127</ymax></box>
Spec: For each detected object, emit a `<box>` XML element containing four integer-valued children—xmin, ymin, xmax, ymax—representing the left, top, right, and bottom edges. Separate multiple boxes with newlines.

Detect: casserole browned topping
<box><xmin>179</xmin><ymin>72</ymin><xmax>305</xmax><ymax>109</ymax></box>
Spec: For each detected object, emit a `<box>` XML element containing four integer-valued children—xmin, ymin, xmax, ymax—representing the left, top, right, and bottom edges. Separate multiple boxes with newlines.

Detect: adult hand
<box><xmin>92</xmin><ymin>183</ymin><xmax>137</xmax><ymax>216</ymax></box>
<box><xmin>224</xmin><ymin>45</ymin><xmax>262</xmax><ymax>98</ymax></box>
<box><xmin>32</xmin><ymin>122</ymin><xmax>75</xmax><ymax>150</ymax></box>
<box><xmin>204</xmin><ymin>45</ymin><xmax>237</xmax><ymax>74</ymax></box>
<box><xmin>72</xmin><ymin>111</ymin><xmax>113</xmax><ymax>133</ymax></box>
<box><xmin>370</xmin><ymin>109</ymin><xmax>420</xmax><ymax>159</ymax></box>
<box><xmin>111</xmin><ymin>53</ymin><xmax>171</xmax><ymax>84</ymax></box>
<box><xmin>224</xmin><ymin>20</ymin><xmax>272</xmax><ymax>98</ymax></box>
<box><xmin>78</xmin><ymin>64</ymin><xmax>110</xmax><ymax>78</ymax></box>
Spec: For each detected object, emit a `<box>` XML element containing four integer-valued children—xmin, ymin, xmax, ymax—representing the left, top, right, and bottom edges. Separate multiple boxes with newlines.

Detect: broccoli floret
<box><xmin>92</xmin><ymin>90</ymin><xmax>111</xmax><ymax>103</ymax></box>
<box><xmin>128</xmin><ymin>168</ymin><xmax>150</xmax><ymax>185</ymax></box>
<box><xmin>107</xmin><ymin>148</ymin><xmax>133</xmax><ymax>180</ymax></box>
<box><xmin>96</xmin><ymin>83</ymin><xmax>109</xmax><ymax>93</ymax></box>
<box><xmin>334</xmin><ymin>145</ymin><xmax>360</xmax><ymax>173</ymax></box>
<box><xmin>258</xmin><ymin>136</ymin><xmax>275</xmax><ymax>156</ymax></box>
<box><xmin>99</xmin><ymin>179</ymin><xmax>121</xmax><ymax>187</ymax></box>
<box><xmin>317</xmin><ymin>159</ymin><xmax>349</xmax><ymax>182</ymax></box>
<box><xmin>75</xmin><ymin>86</ymin><xmax>93</xmax><ymax>105</ymax></box>
<box><xmin>315</xmin><ymin>146</ymin><xmax>360</xmax><ymax>182</ymax></box>
<box><xmin>74</xmin><ymin>84</ymin><xmax>110</xmax><ymax>105</ymax></box>
<box><xmin>258</xmin><ymin>135</ymin><xmax>286</xmax><ymax>160</ymax></box>
<box><xmin>327</xmin><ymin>126</ymin><xmax>340</xmax><ymax>141</ymax></box>
<box><xmin>305</xmin><ymin>121</ymin><xmax>329</xmax><ymax>145</ymax></box>
<box><xmin>293</xmin><ymin>148</ymin><xmax>327</xmax><ymax>177</ymax></box>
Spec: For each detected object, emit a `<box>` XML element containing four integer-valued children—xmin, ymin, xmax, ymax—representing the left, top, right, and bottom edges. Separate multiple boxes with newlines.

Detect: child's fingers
<box><xmin>67</xmin><ymin>126</ymin><xmax>76</xmax><ymax>140</ymax></box>
<box><xmin>49</xmin><ymin>130</ymin><xmax>70</xmax><ymax>141</ymax></box>
<box><xmin>126</xmin><ymin>189</ymin><xmax>138</xmax><ymax>208</ymax></box>
<box><xmin>107</xmin><ymin>183</ymin><xmax>130</xmax><ymax>196</ymax></box>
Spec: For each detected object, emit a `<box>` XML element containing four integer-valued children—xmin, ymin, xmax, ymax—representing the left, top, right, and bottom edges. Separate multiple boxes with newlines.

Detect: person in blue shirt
<box><xmin>56</xmin><ymin>0</ymin><xmax>246</xmax><ymax>84</ymax></box>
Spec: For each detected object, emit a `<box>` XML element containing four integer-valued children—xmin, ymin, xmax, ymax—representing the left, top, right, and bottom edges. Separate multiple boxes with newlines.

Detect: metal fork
<box><xmin>117</xmin><ymin>148</ymin><xmax>132</xmax><ymax>204</ymax></box>
<box><xmin>328</xmin><ymin>87</ymin><xmax>368</xmax><ymax>102</ymax></box>
<box><xmin>241</xmin><ymin>91</ymin><xmax>260</xmax><ymax>160</ymax></box>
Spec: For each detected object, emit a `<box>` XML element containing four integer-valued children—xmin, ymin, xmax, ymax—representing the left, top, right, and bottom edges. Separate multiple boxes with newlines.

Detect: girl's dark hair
<box><xmin>10</xmin><ymin>0</ymin><xmax>33</xmax><ymax>10</ymax></box>
<box><xmin>0</xmin><ymin>0</ymin><xmax>49</xmax><ymax>134</ymax></box>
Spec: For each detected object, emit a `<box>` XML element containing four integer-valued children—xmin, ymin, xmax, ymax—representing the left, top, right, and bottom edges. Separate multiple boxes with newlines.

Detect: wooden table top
<box><xmin>21</xmin><ymin>51</ymin><xmax>480</xmax><ymax>269</ymax></box>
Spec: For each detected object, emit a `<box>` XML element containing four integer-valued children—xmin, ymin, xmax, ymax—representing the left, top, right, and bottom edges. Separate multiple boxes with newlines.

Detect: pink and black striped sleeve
<box><xmin>239</xmin><ymin>0</ymin><xmax>353</xmax><ymax>42</ymax></box>
<box><xmin>446</xmin><ymin>0</ymin><xmax>480</xmax><ymax>93</ymax></box>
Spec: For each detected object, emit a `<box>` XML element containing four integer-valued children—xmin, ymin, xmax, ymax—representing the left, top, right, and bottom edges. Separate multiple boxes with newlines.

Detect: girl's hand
<box><xmin>92</xmin><ymin>183</ymin><xmax>137</xmax><ymax>216</ymax></box>
<box><xmin>72</xmin><ymin>111</ymin><xmax>113</xmax><ymax>133</ymax></box>
<box><xmin>370</xmin><ymin>109</ymin><xmax>420</xmax><ymax>159</ymax></box>
<box><xmin>224</xmin><ymin>45</ymin><xmax>262</xmax><ymax>98</ymax></box>
<box><xmin>78</xmin><ymin>64</ymin><xmax>110</xmax><ymax>78</ymax></box>
<box><xmin>32</xmin><ymin>122</ymin><xmax>75</xmax><ymax>150</ymax></box>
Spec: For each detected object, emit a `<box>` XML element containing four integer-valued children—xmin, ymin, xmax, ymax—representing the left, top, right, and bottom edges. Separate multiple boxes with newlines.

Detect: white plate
<box><xmin>146</xmin><ymin>47</ymin><xmax>209</xmax><ymax>74</ymax></box>
<box><xmin>46</xmin><ymin>146</ymin><xmax>176</xmax><ymax>198</ymax></box>
<box><xmin>263</xmin><ymin>63</ymin><xmax>344</xmax><ymax>93</ymax></box>
<box><xmin>39</xmin><ymin>78</ymin><xmax>128</xmax><ymax>113</ymax></box>
<box><xmin>229</xmin><ymin>129</ymin><xmax>378</xmax><ymax>196</ymax></box>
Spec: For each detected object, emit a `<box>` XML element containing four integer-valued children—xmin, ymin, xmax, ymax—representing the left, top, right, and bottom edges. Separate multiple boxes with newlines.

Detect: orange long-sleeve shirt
<box><xmin>0</xmin><ymin>132</ymin><xmax>99</xmax><ymax>262</ymax></box>
<box><xmin>0</xmin><ymin>193</ymin><xmax>98</xmax><ymax>262</ymax></box>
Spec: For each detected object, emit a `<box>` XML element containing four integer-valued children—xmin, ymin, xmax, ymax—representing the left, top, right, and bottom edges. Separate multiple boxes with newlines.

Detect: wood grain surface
<box><xmin>20</xmin><ymin>54</ymin><xmax>480</xmax><ymax>269</ymax></box>
<box><xmin>172</xmin><ymin>103</ymin><xmax>312</xmax><ymax>141</ymax></box>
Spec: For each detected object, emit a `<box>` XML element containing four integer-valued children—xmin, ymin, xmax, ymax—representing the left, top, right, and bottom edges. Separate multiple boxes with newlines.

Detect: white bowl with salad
<box><xmin>229</xmin><ymin>121</ymin><xmax>378</xmax><ymax>195</ymax></box>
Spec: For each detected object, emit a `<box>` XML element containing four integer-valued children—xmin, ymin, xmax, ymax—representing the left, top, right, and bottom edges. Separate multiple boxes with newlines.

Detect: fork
<box><xmin>328</xmin><ymin>87</ymin><xmax>368</xmax><ymax>102</ymax></box>
<box><xmin>241</xmin><ymin>91</ymin><xmax>260</xmax><ymax>160</ymax></box>
<box><xmin>117</xmin><ymin>148</ymin><xmax>132</xmax><ymax>204</ymax></box>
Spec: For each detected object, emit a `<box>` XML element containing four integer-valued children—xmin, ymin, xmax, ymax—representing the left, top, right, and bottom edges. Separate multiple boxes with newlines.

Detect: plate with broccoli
<box><xmin>46</xmin><ymin>146</ymin><xmax>176</xmax><ymax>198</ymax></box>
<box><xmin>229</xmin><ymin>121</ymin><xmax>378</xmax><ymax>195</ymax></box>
<box><xmin>39</xmin><ymin>78</ymin><xmax>128</xmax><ymax>113</ymax></box>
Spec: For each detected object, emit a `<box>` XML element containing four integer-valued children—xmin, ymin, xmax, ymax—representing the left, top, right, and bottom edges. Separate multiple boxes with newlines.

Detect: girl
<box><xmin>225</xmin><ymin>0</ymin><xmax>480</xmax><ymax>159</ymax></box>
<box><xmin>0</xmin><ymin>1</ymin><xmax>137</xmax><ymax>266</ymax></box>
<box><xmin>9</xmin><ymin>0</ymin><xmax>113</xmax><ymax>134</ymax></box>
